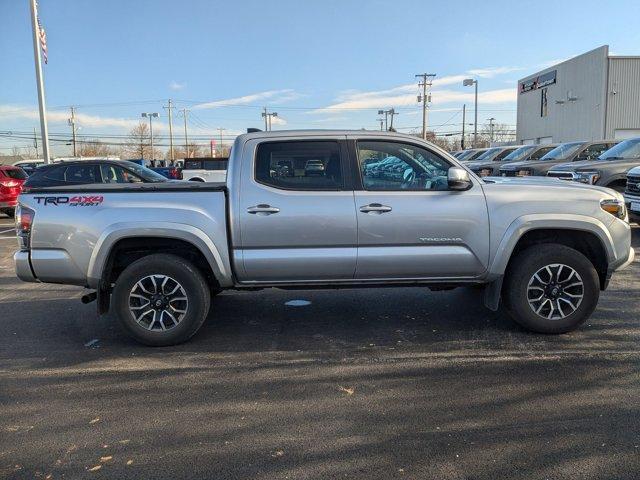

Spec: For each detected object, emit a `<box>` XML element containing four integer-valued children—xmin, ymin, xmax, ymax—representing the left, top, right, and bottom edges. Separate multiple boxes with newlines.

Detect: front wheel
<box><xmin>112</xmin><ymin>254</ymin><xmax>211</xmax><ymax>346</ymax></box>
<box><xmin>503</xmin><ymin>244</ymin><xmax>600</xmax><ymax>334</ymax></box>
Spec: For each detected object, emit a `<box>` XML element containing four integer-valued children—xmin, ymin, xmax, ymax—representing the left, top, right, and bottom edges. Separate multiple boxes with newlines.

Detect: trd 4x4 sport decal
<box><xmin>33</xmin><ymin>196</ymin><xmax>104</xmax><ymax>206</ymax></box>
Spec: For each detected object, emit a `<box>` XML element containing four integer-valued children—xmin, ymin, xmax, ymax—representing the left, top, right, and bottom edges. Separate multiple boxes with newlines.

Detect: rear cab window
<box><xmin>2</xmin><ymin>168</ymin><xmax>28</xmax><ymax>180</ymax></box>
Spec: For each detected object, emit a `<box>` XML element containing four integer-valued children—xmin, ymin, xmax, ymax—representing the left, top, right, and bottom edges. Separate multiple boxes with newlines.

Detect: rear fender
<box><xmin>87</xmin><ymin>221</ymin><xmax>232</xmax><ymax>288</ymax></box>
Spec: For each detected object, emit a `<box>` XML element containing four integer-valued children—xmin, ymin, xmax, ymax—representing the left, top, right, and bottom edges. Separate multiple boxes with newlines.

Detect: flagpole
<box><xmin>29</xmin><ymin>0</ymin><xmax>50</xmax><ymax>163</ymax></box>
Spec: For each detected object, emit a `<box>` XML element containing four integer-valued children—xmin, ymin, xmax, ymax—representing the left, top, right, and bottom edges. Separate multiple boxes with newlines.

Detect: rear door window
<box><xmin>64</xmin><ymin>164</ymin><xmax>100</xmax><ymax>183</ymax></box>
<box><xmin>576</xmin><ymin>143</ymin><xmax>609</xmax><ymax>161</ymax></box>
<box><xmin>255</xmin><ymin>141</ymin><xmax>344</xmax><ymax>190</ymax></box>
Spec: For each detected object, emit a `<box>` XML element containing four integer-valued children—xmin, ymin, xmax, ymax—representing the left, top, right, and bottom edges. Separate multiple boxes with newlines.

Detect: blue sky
<box><xmin>1</xmin><ymin>0</ymin><xmax>640</xmax><ymax>156</ymax></box>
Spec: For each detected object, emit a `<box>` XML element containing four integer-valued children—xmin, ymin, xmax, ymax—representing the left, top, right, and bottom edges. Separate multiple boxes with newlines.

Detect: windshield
<box><xmin>502</xmin><ymin>145</ymin><xmax>536</xmax><ymax>162</ymax></box>
<box><xmin>475</xmin><ymin>147</ymin><xmax>502</xmax><ymax>161</ymax></box>
<box><xmin>599</xmin><ymin>138</ymin><xmax>640</xmax><ymax>160</ymax></box>
<box><xmin>540</xmin><ymin>142</ymin><xmax>584</xmax><ymax>161</ymax></box>
<box><xmin>456</xmin><ymin>150</ymin><xmax>476</xmax><ymax>161</ymax></box>
<box><xmin>124</xmin><ymin>162</ymin><xmax>169</xmax><ymax>182</ymax></box>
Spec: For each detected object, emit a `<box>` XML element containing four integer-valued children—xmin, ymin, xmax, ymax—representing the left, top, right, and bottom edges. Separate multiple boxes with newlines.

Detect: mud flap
<box><xmin>483</xmin><ymin>276</ymin><xmax>503</xmax><ymax>311</ymax></box>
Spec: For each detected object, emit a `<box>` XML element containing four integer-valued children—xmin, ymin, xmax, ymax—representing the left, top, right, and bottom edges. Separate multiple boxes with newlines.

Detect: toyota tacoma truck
<box><xmin>13</xmin><ymin>130</ymin><xmax>635</xmax><ymax>346</ymax></box>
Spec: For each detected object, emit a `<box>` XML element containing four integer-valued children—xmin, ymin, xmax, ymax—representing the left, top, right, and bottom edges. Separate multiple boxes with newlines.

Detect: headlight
<box><xmin>600</xmin><ymin>199</ymin><xmax>627</xmax><ymax>220</ymax></box>
<box><xmin>516</xmin><ymin>169</ymin><xmax>531</xmax><ymax>177</ymax></box>
<box><xmin>479</xmin><ymin>168</ymin><xmax>493</xmax><ymax>177</ymax></box>
<box><xmin>575</xmin><ymin>171</ymin><xmax>600</xmax><ymax>184</ymax></box>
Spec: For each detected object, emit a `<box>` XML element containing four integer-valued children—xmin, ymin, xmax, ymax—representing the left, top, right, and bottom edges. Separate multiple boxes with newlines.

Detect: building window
<box><xmin>540</xmin><ymin>88</ymin><xmax>548</xmax><ymax>117</ymax></box>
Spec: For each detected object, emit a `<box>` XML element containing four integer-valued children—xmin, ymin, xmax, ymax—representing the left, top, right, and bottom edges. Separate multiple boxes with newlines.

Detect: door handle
<box><xmin>359</xmin><ymin>203</ymin><xmax>392</xmax><ymax>214</ymax></box>
<box><xmin>247</xmin><ymin>204</ymin><xmax>280</xmax><ymax>215</ymax></box>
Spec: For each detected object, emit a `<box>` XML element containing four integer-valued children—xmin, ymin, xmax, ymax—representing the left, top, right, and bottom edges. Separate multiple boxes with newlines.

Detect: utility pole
<box><xmin>180</xmin><ymin>108</ymin><xmax>189</xmax><ymax>158</ymax></box>
<box><xmin>388</xmin><ymin>108</ymin><xmax>398</xmax><ymax>131</ymax></box>
<box><xmin>415</xmin><ymin>73</ymin><xmax>436</xmax><ymax>140</ymax></box>
<box><xmin>141</xmin><ymin>112</ymin><xmax>159</xmax><ymax>160</ymax></box>
<box><xmin>33</xmin><ymin>127</ymin><xmax>39</xmax><ymax>158</ymax></box>
<box><xmin>488</xmin><ymin>117</ymin><xmax>496</xmax><ymax>143</ymax></box>
<box><xmin>68</xmin><ymin>106</ymin><xmax>77</xmax><ymax>157</ymax></box>
<box><xmin>29</xmin><ymin>0</ymin><xmax>50</xmax><ymax>163</ymax></box>
<box><xmin>461</xmin><ymin>104</ymin><xmax>466</xmax><ymax>150</ymax></box>
<box><xmin>217</xmin><ymin>127</ymin><xmax>226</xmax><ymax>157</ymax></box>
<box><xmin>163</xmin><ymin>99</ymin><xmax>175</xmax><ymax>162</ymax></box>
<box><xmin>261</xmin><ymin>108</ymin><xmax>278</xmax><ymax>131</ymax></box>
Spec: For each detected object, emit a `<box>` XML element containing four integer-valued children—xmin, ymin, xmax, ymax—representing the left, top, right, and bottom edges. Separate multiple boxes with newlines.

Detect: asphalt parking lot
<box><xmin>1</xmin><ymin>214</ymin><xmax>639</xmax><ymax>480</ymax></box>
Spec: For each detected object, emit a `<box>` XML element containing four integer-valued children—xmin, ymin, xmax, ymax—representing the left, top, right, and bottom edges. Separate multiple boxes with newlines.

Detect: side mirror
<box><xmin>448</xmin><ymin>167</ymin><xmax>473</xmax><ymax>191</ymax></box>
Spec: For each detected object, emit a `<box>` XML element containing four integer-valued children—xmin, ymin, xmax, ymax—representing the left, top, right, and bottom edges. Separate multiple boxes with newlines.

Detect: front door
<box><xmin>237</xmin><ymin>139</ymin><xmax>358</xmax><ymax>282</ymax></box>
<box><xmin>353</xmin><ymin>139</ymin><xmax>490</xmax><ymax>280</ymax></box>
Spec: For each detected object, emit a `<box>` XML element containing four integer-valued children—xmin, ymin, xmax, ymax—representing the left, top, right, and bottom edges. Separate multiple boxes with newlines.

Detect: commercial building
<box><xmin>516</xmin><ymin>45</ymin><xmax>640</xmax><ymax>144</ymax></box>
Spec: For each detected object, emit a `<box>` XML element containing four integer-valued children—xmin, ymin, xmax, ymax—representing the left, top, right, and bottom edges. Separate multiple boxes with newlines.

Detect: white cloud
<box><xmin>0</xmin><ymin>105</ymin><xmax>141</xmax><ymax>130</ymax></box>
<box><xmin>467</xmin><ymin>66</ymin><xmax>524</xmax><ymax>78</ymax></box>
<box><xmin>169</xmin><ymin>80</ymin><xmax>186</xmax><ymax>90</ymax></box>
<box><xmin>192</xmin><ymin>89</ymin><xmax>301</xmax><ymax>110</ymax></box>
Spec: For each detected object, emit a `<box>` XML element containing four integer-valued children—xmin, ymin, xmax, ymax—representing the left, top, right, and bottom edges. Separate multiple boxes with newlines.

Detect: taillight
<box><xmin>0</xmin><ymin>178</ymin><xmax>20</xmax><ymax>190</ymax></box>
<box><xmin>15</xmin><ymin>204</ymin><xmax>35</xmax><ymax>250</ymax></box>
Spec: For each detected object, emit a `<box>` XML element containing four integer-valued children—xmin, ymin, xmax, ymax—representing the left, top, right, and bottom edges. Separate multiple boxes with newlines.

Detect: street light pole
<box><xmin>141</xmin><ymin>112</ymin><xmax>159</xmax><ymax>160</ymax></box>
<box><xmin>463</xmin><ymin>78</ymin><xmax>479</xmax><ymax>147</ymax></box>
<box><xmin>461</xmin><ymin>104</ymin><xmax>466</xmax><ymax>150</ymax></box>
<box><xmin>488</xmin><ymin>117</ymin><xmax>496</xmax><ymax>143</ymax></box>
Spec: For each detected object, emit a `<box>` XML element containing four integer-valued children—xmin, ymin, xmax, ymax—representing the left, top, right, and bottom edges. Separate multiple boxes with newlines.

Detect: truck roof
<box><xmin>237</xmin><ymin>129</ymin><xmax>426</xmax><ymax>142</ymax></box>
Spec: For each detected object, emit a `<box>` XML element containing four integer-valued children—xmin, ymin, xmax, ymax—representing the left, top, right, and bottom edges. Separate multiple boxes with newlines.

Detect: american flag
<box><xmin>36</xmin><ymin>3</ymin><xmax>47</xmax><ymax>64</ymax></box>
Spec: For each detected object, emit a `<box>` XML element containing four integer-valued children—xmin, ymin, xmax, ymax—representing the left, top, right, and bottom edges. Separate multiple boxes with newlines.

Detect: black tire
<box><xmin>112</xmin><ymin>254</ymin><xmax>211</xmax><ymax>346</ymax></box>
<box><xmin>503</xmin><ymin>244</ymin><xmax>599</xmax><ymax>334</ymax></box>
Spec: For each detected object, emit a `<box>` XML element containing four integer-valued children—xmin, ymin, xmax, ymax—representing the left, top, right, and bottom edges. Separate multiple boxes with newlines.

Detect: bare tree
<box><xmin>171</xmin><ymin>142</ymin><xmax>206</xmax><ymax>160</ymax></box>
<box><xmin>123</xmin><ymin>122</ymin><xmax>154</xmax><ymax>160</ymax></box>
<box><xmin>479</xmin><ymin>122</ymin><xmax>515</xmax><ymax>145</ymax></box>
<box><xmin>78</xmin><ymin>139</ymin><xmax>115</xmax><ymax>157</ymax></box>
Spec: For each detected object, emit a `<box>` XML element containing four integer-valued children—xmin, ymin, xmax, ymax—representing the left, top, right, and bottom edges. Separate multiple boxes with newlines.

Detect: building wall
<box><xmin>605</xmin><ymin>57</ymin><xmax>640</xmax><ymax>139</ymax></box>
<box><xmin>516</xmin><ymin>46</ymin><xmax>609</xmax><ymax>144</ymax></box>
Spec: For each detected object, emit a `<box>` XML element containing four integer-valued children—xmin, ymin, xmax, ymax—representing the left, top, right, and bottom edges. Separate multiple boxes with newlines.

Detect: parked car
<box><xmin>547</xmin><ymin>138</ymin><xmax>640</xmax><ymax>192</ymax></box>
<box><xmin>304</xmin><ymin>159</ymin><xmax>326</xmax><ymax>176</ymax></box>
<box><xmin>0</xmin><ymin>165</ymin><xmax>28</xmax><ymax>217</ymax></box>
<box><xmin>13</xmin><ymin>130</ymin><xmax>634</xmax><ymax>346</ymax></box>
<box><xmin>508</xmin><ymin>140</ymin><xmax>618</xmax><ymax>178</ymax></box>
<box><xmin>465</xmin><ymin>146</ymin><xmax>519</xmax><ymax>176</ymax></box>
<box><xmin>181</xmin><ymin>158</ymin><xmax>228</xmax><ymax>182</ymax></box>
<box><xmin>22</xmin><ymin>159</ymin><xmax>169</xmax><ymax>189</ymax></box>
<box><xmin>624</xmin><ymin>165</ymin><xmax>640</xmax><ymax>223</ymax></box>
<box><xmin>456</xmin><ymin>148</ymin><xmax>488</xmax><ymax>162</ymax></box>
<box><xmin>494</xmin><ymin>144</ymin><xmax>559</xmax><ymax>177</ymax></box>
<box><xmin>13</xmin><ymin>159</ymin><xmax>45</xmax><ymax>176</ymax></box>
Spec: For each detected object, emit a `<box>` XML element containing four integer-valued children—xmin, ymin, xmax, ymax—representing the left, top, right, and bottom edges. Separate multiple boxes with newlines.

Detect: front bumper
<box><xmin>624</xmin><ymin>192</ymin><xmax>640</xmax><ymax>218</ymax></box>
<box><xmin>14</xmin><ymin>250</ymin><xmax>37</xmax><ymax>282</ymax></box>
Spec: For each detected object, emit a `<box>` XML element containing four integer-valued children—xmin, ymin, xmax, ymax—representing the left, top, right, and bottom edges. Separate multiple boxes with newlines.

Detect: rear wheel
<box><xmin>112</xmin><ymin>254</ymin><xmax>211</xmax><ymax>346</ymax></box>
<box><xmin>503</xmin><ymin>244</ymin><xmax>599</xmax><ymax>334</ymax></box>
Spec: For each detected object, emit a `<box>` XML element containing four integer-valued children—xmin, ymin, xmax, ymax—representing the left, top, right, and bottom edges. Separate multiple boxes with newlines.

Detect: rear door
<box><xmin>352</xmin><ymin>138</ymin><xmax>490</xmax><ymax>280</ymax></box>
<box><xmin>237</xmin><ymin>138</ymin><xmax>358</xmax><ymax>282</ymax></box>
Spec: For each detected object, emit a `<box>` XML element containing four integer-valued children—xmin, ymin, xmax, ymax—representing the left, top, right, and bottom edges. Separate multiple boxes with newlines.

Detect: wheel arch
<box><xmin>489</xmin><ymin>215</ymin><xmax>615</xmax><ymax>289</ymax></box>
<box><xmin>87</xmin><ymin>222</ymin><xmax>232</xmax><ymax>291</ymax></box>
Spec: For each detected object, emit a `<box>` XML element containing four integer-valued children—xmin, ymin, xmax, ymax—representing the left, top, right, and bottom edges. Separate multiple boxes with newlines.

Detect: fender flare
<box><xmin>488</xmin><ymin>214</ymin><xmax>615</xmax><ymax>277</ymax></box>
<box><xmin>86</xmin><ymin>221</ymin><xmax>231</xmax><ymax>288</ymax></box>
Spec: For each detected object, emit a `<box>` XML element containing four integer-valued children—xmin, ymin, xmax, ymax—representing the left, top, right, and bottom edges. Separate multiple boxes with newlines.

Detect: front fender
<box><xmin>86</xmin><ymin>221</ymin><xmax>232</xmax><ymax>288</ymax></box>
<box><xmin>488</xmin><ymin>214</ymin><xmax>615</xmax><ymax>277</ymax></box>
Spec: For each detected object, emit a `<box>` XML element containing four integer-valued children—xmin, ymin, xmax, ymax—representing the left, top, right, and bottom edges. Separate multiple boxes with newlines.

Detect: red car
<box><xmin>0</xmin><ymin>165</ymin><xmax>28</xmax><ymax>218</ymax></box>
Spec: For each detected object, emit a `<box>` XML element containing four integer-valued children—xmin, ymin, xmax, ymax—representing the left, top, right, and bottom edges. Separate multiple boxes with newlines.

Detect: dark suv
<box><xmin>548</xmin><ymin>138</ymin><xmax>640</xmax><ymax>192</ymax></box>
<box><xmin>465</xmin><ymin>146</ymin><xmax>519</xmax><ymax>177</ymax></box>
<box><xmin>23</xmin><ymin>160</ymin><xmax>169</xmax><ymax>189</ymax></box>
<box><xmin>501</xmin><ymin>140</ymin><xmax>618</xmax><ymax>177</ymax></box>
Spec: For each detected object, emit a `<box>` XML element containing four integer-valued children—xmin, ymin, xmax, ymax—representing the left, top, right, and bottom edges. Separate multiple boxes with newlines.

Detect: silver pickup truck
<box><xmin>14</xmin><ymin>130</ymin><xmax>635</xmax><ymax>345</ymax></box>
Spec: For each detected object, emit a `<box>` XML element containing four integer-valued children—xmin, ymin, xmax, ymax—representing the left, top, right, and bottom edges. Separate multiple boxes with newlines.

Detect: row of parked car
<box><xmin>453</xmin><ymin>138</ymin><xmax>640</xmax><ymax>221</ymax></box>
